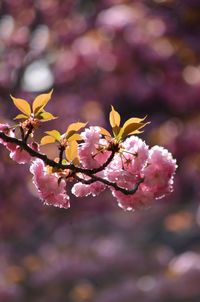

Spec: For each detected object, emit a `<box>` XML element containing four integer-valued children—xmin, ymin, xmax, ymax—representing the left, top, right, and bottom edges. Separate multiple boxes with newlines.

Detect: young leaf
<box><xmin>120</xmin><ymin>122</ymin><xmax>149</xmax><ymax>140</ymax></box>
<box><xmin>41</xmin><ymin>135</ymin><xmax>56</xmax><ymax>145</ymax></box>
<box><xmin>32</xmin><ymin>90</ymin><xmax>53</xmax><ymax>115</ymax></box>
<box><xmin>99</xmin><ymin>127</ymin><xmax>112</xmax><ymax>138</ymax></box>
<box><xmin>112</xmin><ymin>126</ymin><xmax>121</xmax><ymax>138</ymax></box>
<box><xmin>45</xmin><ymin>130</ymin><xmax>61</xmax><ymax>141</ymax></box>
<box><xmin>120</xmin><ymin>123</ymin><xmax>143</xmax><ymax>139</ymax></box>
<box><xmin>65</xmin><ymin>140</ymin><xmax>79</xmax><ymax>163</ymax></box>
<box><xmin>11</xmin><ymin>96</ymin><xmax>31</xmax><ymax>116</ymax></box>
<box><xmin>14</xmin><ymin>114</ymin><xmax>29</xmax><ymax>120</ymax></box>
<box><xmin>39</xmin><ymin>111</ymin><xmax>57</xmax><ymax>122</ymax></box>
<box><xmin>67</xmin><ymin>133</ymin><xmax>82</xmax><ymax>142</ymax></box>
<box><xmin>66</xmin><ymin>122</ymin><xmax>87</xmax><ymax>138</ymax></box>
<box><xmin>122</xmin><ymin>117</ymin><xmax>147</xmax><ymax>129</ymax></box>
<box><xmin>72</xmin><ymin>157</ymin><xmax>80</xmax><ymax>166</ymax></box>
<box><xmin>128</xmin><ymin>129</ymin><xmax>144</xmax><ymax>135</ymax></box>
<box><xmin>118</xmin><ymin>116</ymin><xmax>149</xmax><ymax>140</ymax></box>
<box><xmin>109</xmin><ymin>106</ymin><xmax>121</xmax><ymax>128</ymax></box>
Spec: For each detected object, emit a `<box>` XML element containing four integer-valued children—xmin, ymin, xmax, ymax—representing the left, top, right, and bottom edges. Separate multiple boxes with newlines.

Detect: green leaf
<box><xmin>40</xmin><ymin>135</ymin><xmax>56</xmax><ymax>145</ymax></box>
<box><xmin>66</xmin><ymin>122</ymin><xmax>87</xmax><ymax>138</ymax></box>
<box><xmin>38</xmin><ymin>111</ymin><xmax>57</xmax><ymax>122</ymax></box>
<box><xmin>45</xmin><ymin>130</ymin><xmax>61</xmax><ymax>141</ymax></box>
<box><xmin>11</xmin><ymin>96</ymin><xmax>31</xmax><ymax>116</ymax></box>
<box><xmin>33</xmin><ymin>90</ymin><xmax>53</xmax><ymax>115</ymax></box>
<box><xmin>14</xmin><ymin>114</ymin><xmax>29</xmax><ymax>120</ymax></box>
<box><xmin>109</xmin><ymin>106</ymin><xmax>121</xmax><ymax>128</ymax></box>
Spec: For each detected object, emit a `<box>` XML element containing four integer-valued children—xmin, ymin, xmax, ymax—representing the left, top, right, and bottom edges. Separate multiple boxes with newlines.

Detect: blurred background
<box><xmin>0</xmin><ymin>0</ymin><xmax>200</xmax><ymax>301</ymax></box>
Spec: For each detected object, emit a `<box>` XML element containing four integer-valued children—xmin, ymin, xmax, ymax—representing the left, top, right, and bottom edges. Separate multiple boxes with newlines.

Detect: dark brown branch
<box><xmin>0</xmin><ymin>132</ymin><xmax>143</xmax><ymax>195</ymax></box>
<box><xmin>0</xmin><ymin>131</ymin><xmax>67</xmax><ymax>169</ymax></box>
<box><xmin>19</xmin><ymin>126</ymin><xmax>25</xmax><ymax>141</ymax></box>
<box><xmin>75</xmin><ymin>175</ymin><xmax>144</xmax><ymax>195</ymax></box>
<box><xmin>58</xmin><ymin>145</ymin><xmax>65</xmax><ymax>164</ymax></box>
<box><xmin>90</xmin><ymin>149</ymin><xmax>115</xmax><ymax>174</ymax></box>
<box><xmin>0</xmin><ymin>132</ymin><xmax>114</xmax><ymax>175</ymax></box>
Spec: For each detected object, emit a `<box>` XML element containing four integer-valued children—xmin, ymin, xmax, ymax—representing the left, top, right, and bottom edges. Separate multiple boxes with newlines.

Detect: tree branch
<box><xmin>0</xmin><ymin>132</ymin><xmax>143</xmax><ymax>195</ymax></box>
<box><xmin>75</xmin><ymin>175</ymin><xmax>144</xmax><ymax>195</ymax></box>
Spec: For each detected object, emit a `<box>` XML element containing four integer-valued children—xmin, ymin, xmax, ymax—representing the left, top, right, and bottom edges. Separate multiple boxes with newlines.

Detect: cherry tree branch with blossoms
<box><xmin>0</xmin><ymin>131</ymin><xmax>143</xmax><ymax>195</ymax></box>
<box><xmin>0</xmin><ymin>91</ymin><xmax>177</xmax><ymax>211</ymax></box>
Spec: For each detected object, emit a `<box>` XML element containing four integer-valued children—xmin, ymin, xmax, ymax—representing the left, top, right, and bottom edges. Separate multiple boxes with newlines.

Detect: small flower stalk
<box><xmin>0</xmin><ymin>91</ymin><xmax>177</xmax><ymax>211</ymax></box>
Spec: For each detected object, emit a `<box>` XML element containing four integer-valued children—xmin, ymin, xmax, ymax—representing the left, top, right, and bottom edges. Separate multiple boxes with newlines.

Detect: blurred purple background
<box><xmin>1</xmin><ymin>0</ymin><xmax>200</xmax><ymax>301</ymax></box>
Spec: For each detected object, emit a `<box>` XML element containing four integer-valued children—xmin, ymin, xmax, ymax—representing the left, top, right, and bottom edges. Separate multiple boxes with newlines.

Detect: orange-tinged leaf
<box><xmin>67</xmin><ymin>133</ymin><xmax>82</xmax><ymax>142</ymax></box>
<box><xmin>120</xmin><ymin>122</ymin><xmax>149</xmax><ymax>140</ymax></box>
<box><xmin>120</xmin><ymin>122</ymin><xmax>142</xmax><ymax>137</ymax></box>
<box><xmin>72</xmin><ymin>157</ymin><xmax>80</xmax><ymax>166</ymax></box>
<box><xmin>128</xmin><ymin>129</ymin><xmax>144</xmax><ymax>135</ymax></box>
<box><xmin>39</xmin><ymin>111</ymin><xmax>57</xmax><ymax>121</ymax></box>
<box><xmin>99</xmin><ymin>127</ymin><xmax>112</xmax><ymax>138</ymax></box>
<box><xmin>112</xmin><ymin>126</ymin><xmax>121</xmax><ymax>138</ymax></box>
<box><xmin>65</xmin><ymin>140</ymin><xmax>79</xmax><ymax>162</ymax></box>
<box><xmin>122</xmin><ymin>116</ymin><xmax>147</xmax><ymax>129</ymax></box>
<box><xmin>66</xmin><ymin>122</ymin><xmax>87</xmax><ymax>138</ymax></box>
<box><xmin>11</xmin><ymin>96</ymin><xmax>31</xmax><ymax>116</ymax></box>
<box><xmin>46</xmin><ymin>165</ymin><xmax>53</xmax><ymax>174</ymax></box>
<box><xmin>109</xmin><ymin>106</ymin><xmax>121</xmax><ymax>128</ymax></box>
<box><xmin>45</xmin><ymin>130</ymin><xmax>61</xmax><ymax>141</ymax></box>
<box><xmin>33</xmin><ymin>90</ymin><xmax>53</xmax><ymax>115</ymax></box>
<box><xmin>14</xmin><ymin>114</ymin><xmax>29</xmax><ymax>120</ymax></box>
<box><xmin>40</xmin><ymin>135</ymin><xmax>56</xmax><ymax>145</ymax></box>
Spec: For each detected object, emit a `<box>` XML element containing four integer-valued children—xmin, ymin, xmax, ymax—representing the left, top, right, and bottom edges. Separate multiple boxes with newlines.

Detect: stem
<box><xmin>20</xmin><ymin>126</ymin><xmax>25</xmax><ymax>141</ymax></box>
<box><xmin>58</xmin><ymin>145</ymin><xmax>65</xmax><ymax>164</ymax></box>
<box><xmin>24</xmin><ymin>126</ymin><xmax>33</xmax><ymax>143</ymax></box>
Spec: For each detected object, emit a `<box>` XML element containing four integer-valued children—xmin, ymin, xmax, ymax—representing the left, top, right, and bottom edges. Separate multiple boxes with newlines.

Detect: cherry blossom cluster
<box><xmin>0</xmin><ymin>91</ymin><xmax>177</xmax><ymax>211</ymax></box>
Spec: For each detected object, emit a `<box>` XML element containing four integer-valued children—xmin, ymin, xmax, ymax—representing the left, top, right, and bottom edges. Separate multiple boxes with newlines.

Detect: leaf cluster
<box><xmin>11</xmin><ymin>90</ymin><xmax>56</xmax><ymax>122</ymax></box>
<box><xmin>100</xmin><ymin>106</ymin><xmax>149</xmax><ymax>142</ymax></box>
<box><xmin>10</xmin><ymin>91</ymin><xmax>149</xmax><ymax>169</ymax></box>
<box><xmin>41</xmin><ymin>123</ymin><xmax>87</xmax><ymax>165</ymax></box>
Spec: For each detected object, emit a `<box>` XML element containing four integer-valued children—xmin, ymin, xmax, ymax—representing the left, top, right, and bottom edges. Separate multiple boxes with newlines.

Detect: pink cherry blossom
<box><xmin>72</xmin><ymin>180</ymin><xmax>105</xmax><ymax>197</ymax></box>
<box><xmin>72</xmin><ymin>170</ymin><xmax>106</xmax><ymax>198</ymax></box>
<box><xmin>74</xmin><ymin>126</ymin><xmax>110</xmax><ymax>197</ymax></box>
<box><xmin>0</xmin><ymin>123</ymin><xmax>10</xmax><ymax>132</ymax></box>
<box><xmin>79</xmin><ymin>126</ymin><xmax>110</xmax><ymax>168</ymax></box>
<box><xmin>0</xmin><ymin>124</ymin><xmax>28</xmax><ymax>161</ymax></box>
<box><xmin>143</xmin><ymin>146</ymin><xmax>177</xmax><ymax>198</ymax></box>
<box><xmin>30</xmin><ymin>159</ymin><xmax>70</xmax><ymax>209</ymax></box>
<box><xmin>9</xmin><ymin>142</ymin><xmax>39</xmax><ymax>164</ymax></box>
<box><xmin>79</xmin><ymin>126</ymin><xmax>101</xmax><ymax>168</ymax></box>
<box><xmin>0</xmin><ymin>123</ymin><xmax>16</xmax><ymax>149</ymax></box>
<box><xmin>106</xmin><ymin>135</ymin><xmax>149</xmax><ymax>184</ymax></box>
<box><xmin>112</xmin><ymin>184</ymin><xmax>155</xmax><ymax>211</ymax></box>
<box><xmin>105</xmin><ymin>139</ymin><xmax>177</xmax><ymax>211</ymax></box>
<box><xmin>123</xmin><ymin>135</ymin><xmax>149</xmax><ymax>171</ymax></box>
<box><xmin>10</xmin><ymin>146</ymin><xmax>32</xmax><ymax>164</ymax></box>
